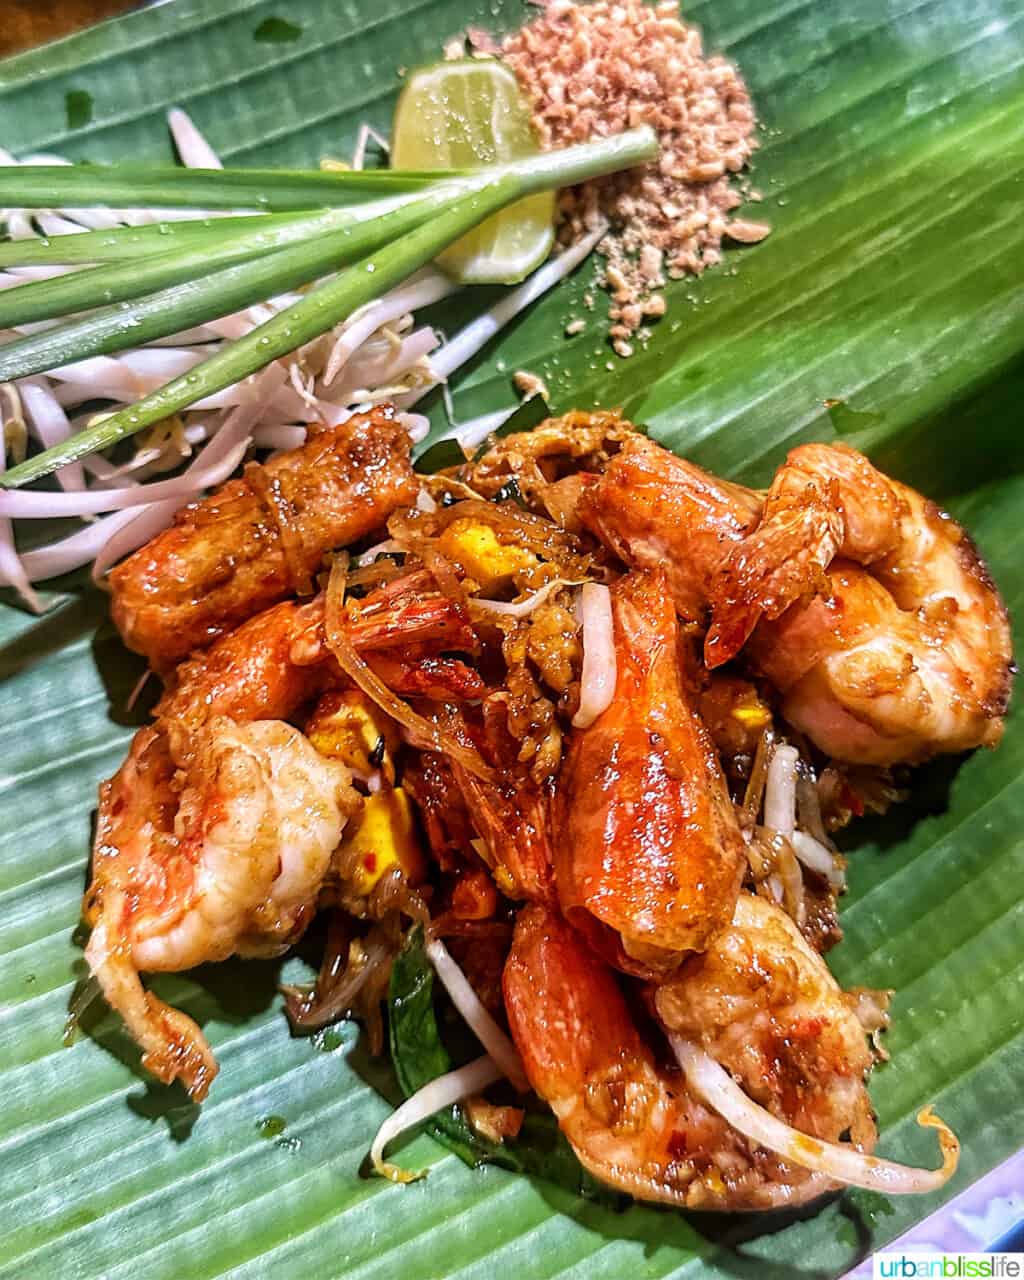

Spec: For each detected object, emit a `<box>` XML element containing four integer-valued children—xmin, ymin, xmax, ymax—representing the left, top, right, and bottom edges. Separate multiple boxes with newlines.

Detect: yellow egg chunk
<box><xmin>342</xmin><ymin>787</ymin><xmax>425</xmax><ymax>895</ymax></box>
<box><xmin>438</xmin><ymin>518</ymin><xmax>537</xmax><ymax>595</ymax></box>
<box><xmin>731</xmin><ymin>693</ymin><xmax>772</xmax><ymax>731</ymax></box>
<box><xmin>306</xmin><ymin>689</ymin><xmax>398</xmax><ymax>783</ymax></box>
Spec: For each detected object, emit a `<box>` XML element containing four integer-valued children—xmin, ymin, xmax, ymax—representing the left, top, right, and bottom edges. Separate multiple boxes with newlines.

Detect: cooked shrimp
<box><xmin>503</xmin><ymin>904</ymin><xmax>838</xmax><ymax>1210</ymax></box>
<box><xmin>109</xmin><ymin>407</ymin><xmax>419</xmax><ymax>672</ymax></box>
<box><xmin>709</xmin><ymin>443</ymin><xmax>1013</xmax><ymax>763</ymax></box>
<box><xmin>444</xmin><ymin>703</ymin><xmax>558</xmax><ymax>905</ymax></box>
<box><xmin>653</xmin><ymin>893</ymin><xmax>876</xmax><ymax>1152</ymax></box>
<box><xmin>578</xmin><ymin>433</ymin><xmax>762</xmax><ymax>623</ymax></box>
<box><xmin>159</xmin><ymin>568</ymin><xmax>483</xmax><ymax>747</ymax></box>
<box><xmin>85</xmin><ymin>718</ymin><xmax>358</xmax><ymax>1099</ymax></box>
<box><xmin>86</xmin><ymin>568</ymin><xmax>478</xmax><ymax>1095</ymax></box>
<box><xmin>557</xmin><ymin>568</ymin><xmax>745</xmax><ymax>975</ymax></box>
<box><xmin>577</xmin><ymin>430</ymin><xmax>1011</xmax><ymax>765</ymax></box>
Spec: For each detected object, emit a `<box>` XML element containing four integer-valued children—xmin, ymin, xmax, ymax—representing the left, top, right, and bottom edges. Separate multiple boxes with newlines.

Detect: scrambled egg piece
<box><xmin>342</xmin><ymin>787</ymin><xmax>425</xmax><ymax>894</ymax></box>
<box><xmin>438</xmin><ymin>519</ymin><xmax>537</xmax><ymax>594</ymax></box>
<box><xmin>307</xmin><ymin>690</ymin><xmax>398</xmax><ymax>784</ymax></box>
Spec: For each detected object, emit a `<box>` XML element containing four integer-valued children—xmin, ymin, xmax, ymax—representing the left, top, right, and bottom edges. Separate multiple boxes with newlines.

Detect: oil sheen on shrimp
<box><xmin>578</xmin><ymin>432</ymin><xmax>762</xmax><ymax>624</ymax></box>
<box><xmin>556</xmin><ymin>568</ymin><xmax>745</xmax><ymax>974</ymax></box>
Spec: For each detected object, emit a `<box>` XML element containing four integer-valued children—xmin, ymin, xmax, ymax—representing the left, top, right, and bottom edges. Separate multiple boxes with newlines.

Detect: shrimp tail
<box><xmin>85</xmin><ymin>917</ymin><xmax>218</xmax><ymax>1100</ymax></box>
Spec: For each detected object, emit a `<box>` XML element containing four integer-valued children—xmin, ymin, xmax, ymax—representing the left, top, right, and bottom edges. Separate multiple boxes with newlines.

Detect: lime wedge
<box><xmin>391</xmin><ymin>59</ymin><xmax>555</xmax><ymax>285</ymax></box>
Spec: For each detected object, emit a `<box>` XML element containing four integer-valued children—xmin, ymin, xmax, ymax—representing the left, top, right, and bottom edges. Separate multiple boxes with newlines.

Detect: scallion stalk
<box><xmin>0</xmin><ymin>196</ymin><xmax>446</xmax><ymax>380</ymax></box>
<box><xmin>0</xmin><ymin>128</ymin><xmax>654</xmax><ymax>211</ymax></box>
<box><xmin>0</xmin><ymin>206</ymin><xmax>408</xmax><ymax>268</ymax></box>
<box><xmin>3</xmin><ymin>180</ymin><xmax>519</xmax><ymax>487</ymax></box>
<box><xmin>0</xmin><ymin>166</ymin><xmax>452</xmax><ymax>211</ymax></box>
<box><xmin>0</xmin><ymin>198</ymin><xmax>443</xmax><ymax>328</ymax></box>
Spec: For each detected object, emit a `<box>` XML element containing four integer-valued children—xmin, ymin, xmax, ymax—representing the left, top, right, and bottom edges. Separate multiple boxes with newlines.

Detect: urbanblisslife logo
<box><xmin>873</xmin><ymin>1254</ymin><xmax>1024</xmax><ymax>1278</ymax></box>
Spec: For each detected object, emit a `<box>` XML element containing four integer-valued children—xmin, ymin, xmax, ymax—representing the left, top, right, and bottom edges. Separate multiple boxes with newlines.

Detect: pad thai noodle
<box><xmin>76</xmin><ymin>408</ymin><xmax>1013</xmax><ymax>1211</ymax></box>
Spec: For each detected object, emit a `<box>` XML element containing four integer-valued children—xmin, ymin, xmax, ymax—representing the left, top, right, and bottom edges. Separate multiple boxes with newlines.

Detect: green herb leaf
<box><xmin>0</xmin><ymin>196</ymin><xmax>443</xmax><ymax>390</ymax></box>
<box><xmin>1</xmin><ymin>180</ymin><xmax>521</xmax><ymax>485</ymax></box>
<box><xmin>388</xmin><ymin>927</ymin><xmax>618</xmax><ymax>1201</ymax></box>
<box><xmin>414</xmin><ymin>394</ymin><xmax>550</xmax><ymax>473</ymax></box>
<box><xmin>1</xmin><ymin>132</ymin><xmax>656</xmax><ymax>485</ymax></box>
<box><xmin>253</xmin><ymin>17</ymin><xmax>303</xmax><ymax>43</ymax></box>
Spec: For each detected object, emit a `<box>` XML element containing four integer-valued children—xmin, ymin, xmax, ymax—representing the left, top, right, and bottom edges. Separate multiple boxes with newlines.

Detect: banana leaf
<box><xmin>0</xmin><ymin>1</ymin><xmax>1022</xmax><ymax>1278</ymax></box>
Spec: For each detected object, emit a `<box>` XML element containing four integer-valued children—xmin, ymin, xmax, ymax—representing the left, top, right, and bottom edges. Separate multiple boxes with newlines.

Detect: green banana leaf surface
<box><xmin>1</xmin><ymin>0</ymin><xmax>1022</xmax><ymax>1276</ymax></box>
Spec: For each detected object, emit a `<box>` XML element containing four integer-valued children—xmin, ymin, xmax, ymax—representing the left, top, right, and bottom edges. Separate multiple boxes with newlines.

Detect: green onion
<box><xmin>0</xmin><ymin>166</ymin><xmax>454</xmax><ymax>211</ymax></box>
<box><xmin>0</xmin><ymin>209</ymin><xmax>402</xmax><ymax>268</ymax></box>
<box><xmin>0</xmin><ymin>129</ymin><xmax>654</xmax><ymax>211</ymax></box>
<box><xmin>0</xmin><ymin>200</ymin><xmax>443</xmax><ymax>329</ymax></box>
<box><xmin>3</xmin><ymin>181</ymin><xmax>520</xmax><ymax>487</ymax></box>
<box><xmin>0</xmin><ymin>196</ymin><xmax>446</xmax><ymax>380</ymax></box>
<box><xmin>0</xmin><ymin>127</ymin><xmax>657</xmax><ymax>487</ymax></box>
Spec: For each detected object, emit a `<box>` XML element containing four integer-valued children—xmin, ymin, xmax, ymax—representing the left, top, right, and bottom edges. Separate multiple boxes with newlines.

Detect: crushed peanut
<box><xmin>723</xmin><ymin>218</ymin><xmax>773</xmax><ymax>244</ymax></box>
<box><xmin>513</xmin><ymin>370</ymin><xmax>551</xmax><ymax>401</ymax></box>
<box><xmin>501</xmin><ymin>0</ymin><xmax>768</xmax><ymax>349</ymax></box>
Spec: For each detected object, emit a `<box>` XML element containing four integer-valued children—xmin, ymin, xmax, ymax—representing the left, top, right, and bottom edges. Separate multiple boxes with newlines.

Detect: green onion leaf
<box><xmin>0</xmin><ymin>210</ymin><xmax>380</xmax><ymax>268</ymax></box>
<box><xmin>0</xmin><ymin>165</ymin><xmax>454</xmax><ymax>210</ymax></box>
<box><xmin>0</xmin><ymin>195</ymin><xmax>448</xmax><ymax>381</ymax></box>
<box><xmin>0</xmin><ymin>201</ymin><xmax>442</xmax><ymax>328</ymax></box>
<box><xmin>2</xmin><ymin>179</ymin><xmax>522</xmax><ymax>486</ymax></box>
<box><xmin>0</xmin><ymin>128</ymin><xmax>655</xmax><ymax>211</ymax></box>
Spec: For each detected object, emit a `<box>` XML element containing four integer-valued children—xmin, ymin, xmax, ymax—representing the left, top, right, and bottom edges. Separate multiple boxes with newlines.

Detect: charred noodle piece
<box><xmin>503</xmin><ymin>904</ymin><xmax>837</xmax><ymax>1210</ymax></box>
<box><xmin>109</xmin><ymin>407</ymin><xmax>418</xmax><ymax>671</ymax></box>
<box><xmin>556</xmin><ymin>568</ymin><xmax>745</xmax><ymax>975</ymax></box>
<box><xmin>461</xmin><ymin>410</ymin><xmax>637</xmax><ymax>503</ymax></box>
<box><xmin>578</xmin><ymin>433</ymin><xmax>762</xmax><ymax>623</ymax></box>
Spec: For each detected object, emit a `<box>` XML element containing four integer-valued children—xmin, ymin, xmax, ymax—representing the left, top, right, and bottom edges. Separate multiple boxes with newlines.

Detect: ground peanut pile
<box><xmin>499</xmin><ymin>0</ymin><xmax>770</xmax><ymax>355</ymax></box>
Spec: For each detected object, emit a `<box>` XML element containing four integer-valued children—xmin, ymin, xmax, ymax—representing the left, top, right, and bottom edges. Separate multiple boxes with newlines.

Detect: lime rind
<box><xmin>391</xmin><ymin>59</ymin><xmax>556</xmax><ymax>285</ymax></box>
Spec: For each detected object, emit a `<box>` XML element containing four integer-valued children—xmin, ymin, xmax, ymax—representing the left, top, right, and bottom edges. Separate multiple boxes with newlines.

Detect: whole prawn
<box><xmin>504</xmin><ymin>898</ymin><xmax>957</xmax><ymax>1210</ymax></box>
<box><xmin>578</xmin><ymin>428</ymin><xmax>1012</xmax><ymax>765</ymax></box>
<box><xmin>709</xmin><ymin>443</ymin><xmax>1014</xmax><ymax>764</ymax></box>
<box><xmin>556</xmin><ymin>568</ymin><xmax>745</xmax><ymax>974</ymax></box>
<box><xmin>504</xmin><ymin>901</ymin><xmax>865</xmax><ymax>1209</ymax></box>
<box><xmin>84</xmin><ymin>570</ymin><xmax>481</xmax><ymax>1098</ymax></box>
